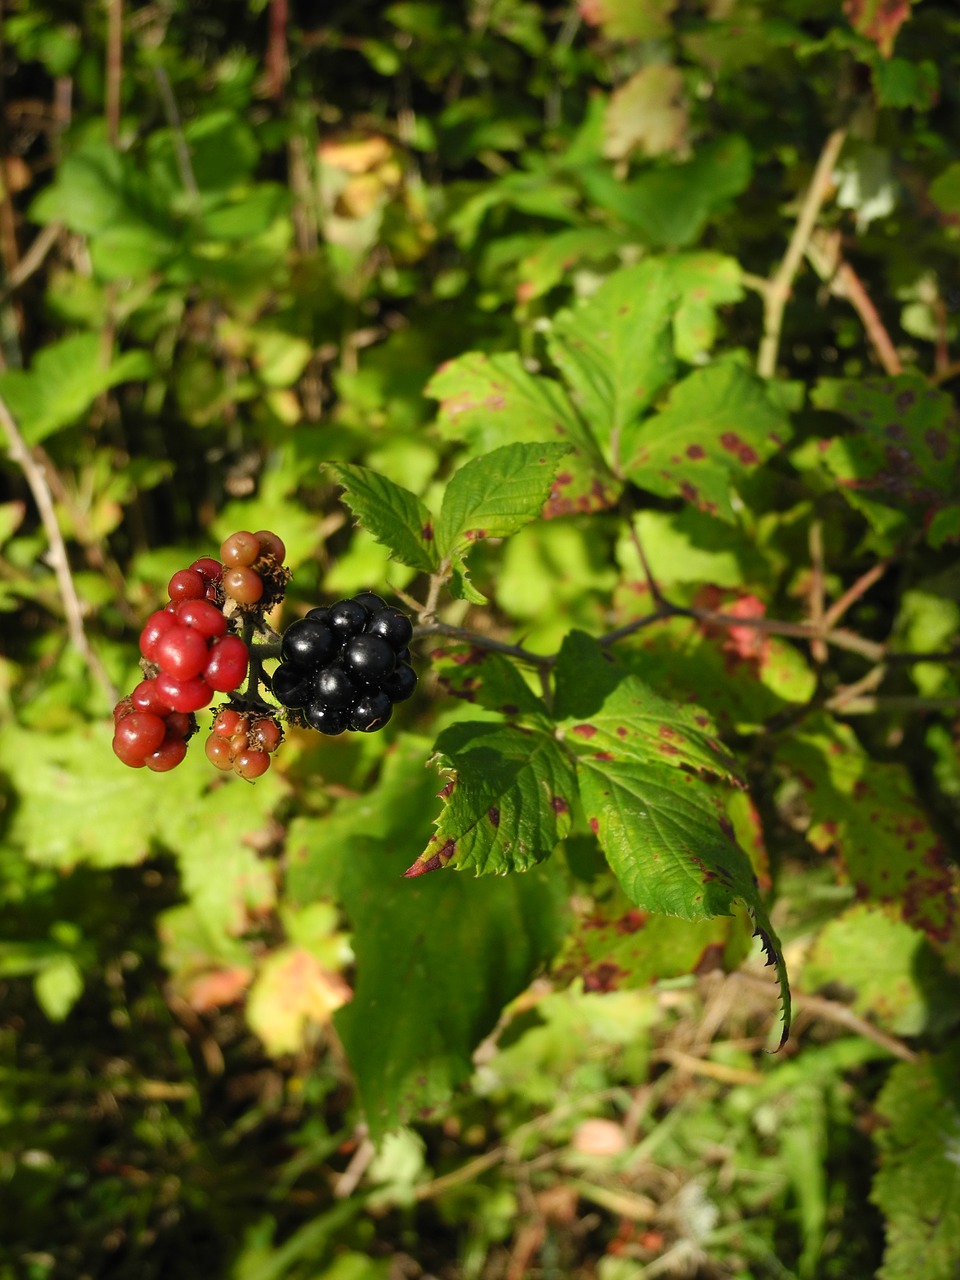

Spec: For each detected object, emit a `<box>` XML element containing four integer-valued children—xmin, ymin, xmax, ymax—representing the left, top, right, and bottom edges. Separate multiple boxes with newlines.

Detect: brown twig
<box><xmin>808</xmin><ymin>522</ymin><xmax>827</xmax><ymax>663</ymax></box>
<box><xmin>414</xmin><ymin>620</ymin><xmax>550</xmax><ymax>672</ymax></box>
<box><xmin>831</xmin><ymin>694</ymin><xmax>960</xmax><ymax>715</ymax></box>
<box><xmin>732</xmin><ymin>972</ymin><xmax>917</xmax><ymax>1063</ymax></box>
<box><xmin>758</xmin><ymin>128</ymin><xmax>847</xmax><ymax>378</ymax></box>
<box><xmin>0</xmin><ymin>391</ymin><xmax>118</xmax><ymax>704</ymax></box>
<box><xmin>0</xmin><ymin>222</ymin><xmax>62</xmax><ymax>306</ymax></box>
<box><xmin>821</xmin><ymin>557</ymin><xmax>891</xmax><ymax>631</ymax></box>
<box><xmin>806</xmin><ymin>228</ymin><xmax>903</xmax><ymax>375</ymax></box>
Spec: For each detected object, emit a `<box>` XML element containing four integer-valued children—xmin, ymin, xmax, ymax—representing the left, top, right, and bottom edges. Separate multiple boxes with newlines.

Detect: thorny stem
<box><xmin>0</xmin><ymin>390</ymin><xmax>118</xmax><ymax>704</ymax></box>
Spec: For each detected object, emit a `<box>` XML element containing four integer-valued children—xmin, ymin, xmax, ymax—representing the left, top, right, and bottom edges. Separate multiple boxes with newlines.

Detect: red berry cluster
<box><xmin>204</xmin><ymin>707</ymin><xmax>283</xmax><ymax>780</ymax></box>
<box><xmin>111</xmin><ymin>530</ymin><xmax>287</xmax><ymax>775</ymax></box>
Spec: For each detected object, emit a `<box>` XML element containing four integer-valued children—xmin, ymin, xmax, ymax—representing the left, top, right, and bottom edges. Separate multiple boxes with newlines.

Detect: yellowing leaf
<box><xmin>604</xmin><ymin>65</ymin><xmax>688</xmax><ymax>161</ymax></box>
<box><xmin>247</xmin><ymin>946</ymin><xmax>352</xmax><ymax>1056</ymax></box>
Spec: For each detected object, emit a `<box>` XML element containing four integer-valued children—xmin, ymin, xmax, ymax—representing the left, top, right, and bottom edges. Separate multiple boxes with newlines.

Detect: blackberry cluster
<box><xmin>272</xmin><ymin>592</ymin><xmax>417</xmax><ymax>735</ymax></box>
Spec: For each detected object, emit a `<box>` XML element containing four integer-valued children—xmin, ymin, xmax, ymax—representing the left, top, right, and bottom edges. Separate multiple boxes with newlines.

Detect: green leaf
<box><xmin>554</xmin><ymin>630</ymin><xmax>743</xmax><ymax>784</ymax></box>
<box><xmin>428</xmin><ymin>350</ymin><xmax>596</xmax><ymax>458</ymax></box>
<box><xmin>663</xmin><ymin>252</ymin><xmax>744</xmax><ymax>360</ymax></box>
<box><xmin>871</xmin><ymin>1053</ymin><xmax>960</xmax><ymax>1280</ymax></box>
<box><xmin>811</xmin><ymin>376</ymin><xmax>960</xmax><ymax>534</ymax></box>
<box><xmin>547</xmin><ymin>261</ymin><xmax>676</xmax><ymax>474</ymax></box>
<box><xmin>328</xmin><ymin>462</ymin><xmax>439</xmax><ymax>573</ymax></box>
<box><xmin>803</xmin><ymin>904</ymin><xmax>958</xmax><ymax>1037</ymax></box>
<box><xmin>34</xmin><ymin>954</ymin><xmax>84</xmax><ymax>1022</ymax></box>
<box><xmin>0</xmin><ymin>723</ymin><xmax>285</xmax><ymax>873</ymax></box>
<box><xmin>435</xmin><ymin>442</ymin><xmax>572</xmax><ymax>590</ymax></box>
<box><xmin>553</xmin><ymin>633</ymin><xmax>787</xmax><ymax>1043</ymax></box>
<box><xmin>580</xmin><ymin>0</ymin><xmax>677</xmax><ymax>40</ymax></box>
<box><xmin>411</xmin><ymin>720</ymin><xmax>576</xmax><ymax>876</ymax></box>
<box><xmin>625</xmin><ymin>363</ymin><xmax>791</xmax><ymax>521</ymax></box>
<box><xmin>0</xmin><ymin>335</ymin><xmax>154</xmax><ymax>447</ymax></box>
<box><xmin>515</xmin><ymin>227</ymin><xmax>634</xmax><ymax>303</ymax></box>
<box><xmin>553</xmin><ymin>887</ymin><xmax>746</xmax><ymax>993</ymax></box>
<box><xmin>336</xmin><ymin>846</ymin><xmax>566</xmax><ymax>1137</ymax></box>
<box><xmin>576</xmin><ymin>755</ymin><xmax>789</xmax><ymax>1043</ymax></box>
<box><xmin>777</xmin><ymin>719</ymin><xmax>960</xmax><ymax>972</ymax></box>
<box><xmin>582</xmin><ymin>137</ymin><xmax>753</xmax><ymax>248</ymax></box>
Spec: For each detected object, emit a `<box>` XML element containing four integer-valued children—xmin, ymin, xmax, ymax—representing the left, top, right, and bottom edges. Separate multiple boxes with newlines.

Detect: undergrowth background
<box><xmin>1</xmin><ymin>1</ymin><xmax>960</xmax><ymax>1277</ymax></box>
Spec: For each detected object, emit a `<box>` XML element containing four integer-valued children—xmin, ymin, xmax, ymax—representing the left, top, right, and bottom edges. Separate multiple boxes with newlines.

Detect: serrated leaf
<box><xmin>412</xmin><ymin>721</ymin><xmax>577</xmax><ymax>876</ymax></box>
<box><xmin>328</xmin><ymin>462</ymin><xmax>439</xmax><ymax>573</ymax></box>
<box><xmin>547</xmin><ymin>261</ymin><xmax>676</xmax><ymax>474</ymax></box>
<box><xmin>625</xmin><ymin>363</ymin><xmax>790</xmax><ymax>521</ymax></box>
<box><xmin>553</xmin><ymin>634</ymin><xmax>787</xmax><ymax>1042</ymax></box>
<box><xmin>576</xmin><ymin>754</ymin><xmax>789</xmax><ymax>1043</ymax></box>
<box><xmin>435</xmin><ymin>442</ymin><xmax>571</xmax><ymax>596</ymax></box>
<box><xmin>811</xmin><ymin>376</ymin><xmax>960</xmax><ymax>534</ymax></box>
<box><xmin>554</xmin><ymin>630</ymin><xmax>743</xmax><ymax>784</ymax></box>
<box><xmin>871</xmin><ymin>1053</ymin><xmax>960</xmax><ymax>1280</ymax></box>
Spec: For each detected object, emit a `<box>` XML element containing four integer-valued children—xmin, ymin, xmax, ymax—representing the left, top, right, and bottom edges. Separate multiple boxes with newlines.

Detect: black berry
<box><xmin>305</xmin><ymin>605</ymin><xmax>332</xmax><ymax>625</ymax></box>
<box><xmin>342</xmin><ymin>634</ymin><xmax>396</xmax><ymax>684</ymax></box>
<box><xmin>329</xmin><ymin>599</ymin><xmax>369</xmax><ymax>635</ymax></box>
<box><xmin>313</xmin><ymin>665</ymin><xmax>357</xmax><ymax>709</ymax></box>
<box><xmin>352</xmin><ymin>591</ymin><xmax>387</xmax><ymax>614</ymax></box>
<box><xmin>383</xmin><ymin>662</ymin><xmax>417</xmax><ymax>702</ymax></box>
<box><xmin>366</xmin><ymin>606</ymin><xmax>413</xmax><ymax>651</ymax></box>
<box><xmin>272</xmin><ymin>663</ymin><xmax>310</xmax><ymax>708</ymax></box>
<box><xmin>281</xmin><ymin>617</ymin><xmax>337</xmax><ymax>669</ymax></box>
<box><xmin>349</xmin><ymin>690</ymin><xmax>393</xmax><ymax>732</ymax></box>
<box><xmin>303</xmin><ymin>701</ymin><xmax>350</xmax><ymax>735</ymax></box>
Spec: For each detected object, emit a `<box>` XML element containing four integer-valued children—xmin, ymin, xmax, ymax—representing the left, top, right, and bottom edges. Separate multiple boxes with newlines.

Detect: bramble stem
<box><xmin>0</xmin><ymin>390</ymin><xmax>118</xmax><ymax>704</ymax></box>
<box><xmin>757</xmin><ymin>127</ymin><xmax>847</xmax><ymax>378</ymax></box>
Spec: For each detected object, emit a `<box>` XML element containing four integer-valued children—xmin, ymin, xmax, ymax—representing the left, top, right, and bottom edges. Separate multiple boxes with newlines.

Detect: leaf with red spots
<box><xmin>415</xmin><ymin>720</ymin><xmax>577</xmax><ymax>877</ymax></box>
<box><xmin>427</xmin><ymin>350</ymin><xmax>599</xmax><ymax>459</ymax></box>
<box><xmin>436</xmin><ymin>442</ymin><xmax>572</xmax><ymax>602</ymax></box>
<box><xmin>327</xmin><ymin>462</ymin><xmax>440</xmax><ymax>573</ymax></box>
<box><xmin>811</xmin><ymin>376</ymin><xmax>960</xmax><ymax>541</ymax></box>
<box><xmin>624</xmin><ymin>363</ymin><xmax>791</xmax><ymax>521</ymax></box>
<box><xmin>547</xmin><ymin>260</ymin><xmax>677</xmax><ymax>475</ymax></box>
<box><xmin>553</xmin><ymin>879</ymin><xmax>748</xmax><ymax>993</ymax></box>
<box><xmin>576</xmin><ymin>754</ymin><xmax>789</xmax><ymax>1044</ymax></box>
<box><xmin>554</xmin><ymin>630</ymin><xmax>743</xmax><ymax>785</ymax></box>
<box><xmin>844</xmin><ymin>0</ymin><xmax>912</xmax><ymax>57</ymax></box>
<box><xmin>777</xmin><ymin>719</ymin><xmax>960</xmax><ymax>971</ymax></box>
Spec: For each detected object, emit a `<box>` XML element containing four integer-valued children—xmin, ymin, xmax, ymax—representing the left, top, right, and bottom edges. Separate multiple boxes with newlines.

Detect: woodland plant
<box><xmin>1</xmin><ymin>1</ymin><xmax>960</xmax><ymax>1278</ymax></box>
